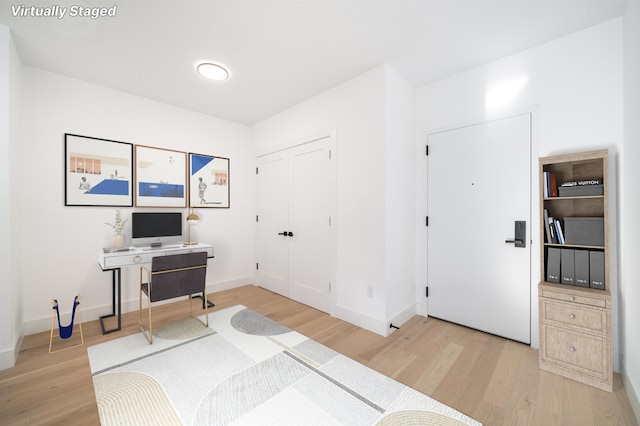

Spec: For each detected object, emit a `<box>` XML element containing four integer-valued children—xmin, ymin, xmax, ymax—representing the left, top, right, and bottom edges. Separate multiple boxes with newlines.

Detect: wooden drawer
<box><xmin>100</xmin><ymin>252</ymin><xmax>156</xmax><ymax>268</ymax></box>
<box><xmin>541</xmin><ymin>299</ymin><xmax>606</xmax><ymax>335</ymax></box>
<box><xmin>541</xmin><ymin>289</ymin><xmax>607</xmax><ymax>308</ymax></box>
<box><xmin>170</xmin><ymin>246</ymin><xmax>214</xmax><ymax>257</ymax></box>
<box><xmin>541</xmin><ymin>325</ymin><xmax>609</xmax><ymax>380</ymax></box>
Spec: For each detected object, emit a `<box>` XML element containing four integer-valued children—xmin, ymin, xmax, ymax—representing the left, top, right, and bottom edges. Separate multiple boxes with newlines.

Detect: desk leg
<box><xmin>99</xmin><ymin>268</ymin><xmax>122</xmax><ymax>334</ymax></box>
<box><xmin>192</xmin><ymin>292</ymin><xmax>215</xmax><ymax>309</ymax></box>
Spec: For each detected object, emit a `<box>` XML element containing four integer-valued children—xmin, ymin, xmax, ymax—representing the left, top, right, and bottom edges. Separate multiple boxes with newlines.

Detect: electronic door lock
<box><xmin>505</xmin><ymin>221</ymin><xmax>526</xmax><ymax>248</ymax></box>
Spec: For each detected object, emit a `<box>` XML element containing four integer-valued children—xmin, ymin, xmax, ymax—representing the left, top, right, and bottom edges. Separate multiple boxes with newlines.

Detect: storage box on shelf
<box><xmin>538</xmin><ymin>149</ymin><xmax>612</xmax><ymax>392</ymax></box>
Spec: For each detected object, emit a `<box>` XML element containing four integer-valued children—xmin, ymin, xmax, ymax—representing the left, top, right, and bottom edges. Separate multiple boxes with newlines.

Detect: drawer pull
<box><xmin>569</xmin><ymin>314</ymin><xmax>576</xmax><ymax>319</ymax></box>
<box><xmin>569</xmin><ymin>296</ymin><xmax>576</xmax><ymax>301</ymax></box>
<box><xmin>569</xmin><ymin>346</ymin><xmax>576</xmax><ymax>352</ymax></box>
<box><xmin>134</xmin><ymin>255</ymin><xmax>142</xmax><ymax>263</ymax></box>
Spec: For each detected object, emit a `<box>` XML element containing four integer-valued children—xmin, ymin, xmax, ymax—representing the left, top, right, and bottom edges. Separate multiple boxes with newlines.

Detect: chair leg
<box><xmin>148</xmin><ymin>298</ymin><xmax>153</xmax><ymax>344</ymax></box>
<box><xmin>190</xmin><ymin>293</ymin><xmax>209</xmax><ymax>327</ymax></box>
<box><xmin>139</xmin><ymin>285</ymin><xmax>153</xmax><ymax>344</ymax></box>
<box><xmin>203</xmin><ymin>291</ymin><xmax>209</xmax><ymax>327</ymax></box>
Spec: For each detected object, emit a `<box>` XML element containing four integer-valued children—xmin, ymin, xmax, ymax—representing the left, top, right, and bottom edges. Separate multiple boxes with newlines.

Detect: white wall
<box><xmin>622</xmin><ymin>0</ymin><xmax>640</xmax><ymax>419</ymax></box>
<box><xmin>383</xmin><ymin>67</ymin><xmax>416</xmax><ymax>324</ymax></box>
<box><xmin>253</xmin><ymin>64</ymin><xmax>416</xmax><ymax>335</ymax></box>
<box><xmin>15</xmin><ymin>66</ymin><xmax>255</xmax><ymax>335</ymax></box>
<box><xmin>0</xmin><ymin>25</ymin><xmax>19</xmax><ymax>369</ymax></box>
<box><xmin>415</xmin><ymin>19</ymin><xmax>623</xmax><ymax>356</ymax></box>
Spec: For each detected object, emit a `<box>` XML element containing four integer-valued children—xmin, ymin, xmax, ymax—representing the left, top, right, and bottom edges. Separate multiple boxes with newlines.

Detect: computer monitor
<box><xmin>131</xmin><ymin>212</ymin><xmax>182</xmax><ymax>247</ymax></box>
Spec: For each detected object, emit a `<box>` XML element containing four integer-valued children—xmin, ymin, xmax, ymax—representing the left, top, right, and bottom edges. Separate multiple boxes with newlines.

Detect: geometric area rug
<box><xmin>87</xmin><ymin>305</ymin><xmax>482</xmax><ymax>425</ymax></box>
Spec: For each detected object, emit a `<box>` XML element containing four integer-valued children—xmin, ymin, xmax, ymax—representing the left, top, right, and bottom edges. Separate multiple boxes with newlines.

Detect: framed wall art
<box><xmin>189</xmin><ymin>153</ymin><xmax>230</xmax><ymax>208</ymax></box>
<box><xmin>64</xmin><ymin>133</ymin><xmax>133</xmax><ymax>207</ymax></box>
<box><xmin>135</xmin><ymin>145</ymin><xmax>187</xmax><ymax>207</ymax></box>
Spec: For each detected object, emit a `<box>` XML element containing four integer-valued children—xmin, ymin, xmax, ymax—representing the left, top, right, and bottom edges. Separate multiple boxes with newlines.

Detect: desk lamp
<box><xmin>185</xmin><ymin>208</ymin><xmax>200</xmax><ymax>245</ymax></box>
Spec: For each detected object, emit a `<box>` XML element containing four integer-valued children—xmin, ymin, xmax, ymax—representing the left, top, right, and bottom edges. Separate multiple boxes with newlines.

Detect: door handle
<box><xmin>278</xmin><ymin>231</ymin><xmax>288</xmax><ymax>236</ymax></box>
<box><xmin>277</xmin><ymin>231</ymin><xmax>294</xmax><ymax>237</ymax></box>
<box><xmin>505</xmin><ymin>220</ymin><xmax>526</xmax><ymax>248</ymax></box>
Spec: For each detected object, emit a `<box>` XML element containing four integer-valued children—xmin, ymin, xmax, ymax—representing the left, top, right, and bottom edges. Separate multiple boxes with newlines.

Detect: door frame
<box><xmin>416</xmin><ymin>108</ymin><xmax>541</xmax><ymax>347</ymax></box>
<box><xmin>255</xmin><ymin>128</ymin><xmax>338</xmax><ymax>316</ymax></box>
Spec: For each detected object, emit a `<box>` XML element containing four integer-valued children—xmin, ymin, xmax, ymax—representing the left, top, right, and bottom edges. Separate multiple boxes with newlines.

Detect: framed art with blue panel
<box><xmin>64</xmin><ymin>133</ymin><xmax>133</xmax><ymax>207</ymax></box>
<box><xmin>189</xmin><ymin>153</ymin><xmax>230</xmax><ymax>208</ymax></box>
<box><xmin>135</xmin><ymin>145</ymin><xmax>187</xmax><ymax>208</ymax></box>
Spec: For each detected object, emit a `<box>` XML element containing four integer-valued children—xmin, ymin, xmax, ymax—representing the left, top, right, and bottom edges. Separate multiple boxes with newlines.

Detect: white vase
<box><xmin>112</xmin><ymin>235</ymin><xmax>124</xmax><ymax>249</ymax></box>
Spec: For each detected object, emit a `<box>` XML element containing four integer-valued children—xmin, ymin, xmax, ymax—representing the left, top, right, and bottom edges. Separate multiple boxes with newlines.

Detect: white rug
<box><xmin>88</xmin><ymin>305</ymin><xmax>481</xmax><ymax>425</ymax></box>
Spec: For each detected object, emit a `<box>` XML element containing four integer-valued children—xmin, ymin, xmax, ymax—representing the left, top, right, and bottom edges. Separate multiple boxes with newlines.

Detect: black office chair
<box><xmin>139</xmin><ymin>252</ymin><xmax>209</xmax><ymax>344</ymax></box>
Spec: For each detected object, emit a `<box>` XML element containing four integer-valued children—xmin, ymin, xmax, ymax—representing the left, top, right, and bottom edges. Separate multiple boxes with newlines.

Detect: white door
<box><xmin>427</xmin><ymin>113</ymin><xmax>531</xmax><ymax>343</ymax></box>
<box><xmin>257</xmin><ymin>137</ymin><xmax>332</xmax><ymax>313</ymax></box>
<box><xmin>256</xmin><ymin>150</ymin><xmax>289</xmax><ymax>296</ymax></box>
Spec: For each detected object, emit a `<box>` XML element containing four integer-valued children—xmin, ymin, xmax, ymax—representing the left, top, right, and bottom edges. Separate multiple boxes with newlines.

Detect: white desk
<box><xmin>98</xmin><ymin>243</ymin><xmax>214</xmax><ymax>334</ymax></box>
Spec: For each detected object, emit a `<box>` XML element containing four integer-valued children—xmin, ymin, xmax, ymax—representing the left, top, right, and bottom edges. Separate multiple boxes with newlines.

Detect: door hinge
<box><xmin>426</xmin><ymin>145</ymin><xmax>429</xmax><ymax>156</ymax></box>
<box><xmin>256</xmin><ymin>167</ymin><xmax>258</xmax><ymax>174</ymax></box>
<box><xmin>256</xmin><ymin>263</ymin><xmax>259</xmax><ymax>270</ymax></box>
<box><xmin>329</xmin><ymin>282</ymin><xmax>332</xmax><ymax>292</ymax></box>
<box><xmin>256</xmin><ymin>215</ymin><xmax>259</xmax><ymax>222</ymax></box>
<box><xmin>329</xmin><ymin>149</ymin><xmax>332</xmax><ymax>160</ymax></box>
<box><xmin>329</xmin><ymin>216</ymin><xmax>332</xmax><ymax>226</ymax></box>
<box><xmin>426</xmin><ymin>286</ymin><xmax>429</xmax><ymax>298</ymax></box>
<box><xmin>426</xmin><ymin>216</ymin><xmax>429</xmax><ymax>227</ymax></box>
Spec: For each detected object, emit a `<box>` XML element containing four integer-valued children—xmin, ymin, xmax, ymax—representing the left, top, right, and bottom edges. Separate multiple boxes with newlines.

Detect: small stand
<box><xmin>49</xmin><ymin>296</ymin><xmax>84</xmax><ymax>354</ymax></box>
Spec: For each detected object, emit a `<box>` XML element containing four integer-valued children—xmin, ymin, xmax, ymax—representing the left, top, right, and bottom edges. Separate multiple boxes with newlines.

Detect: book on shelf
<box><xmin>548</xmin><ymin>217</ymin><xmax>558</xmax><ymax>244</ymax></box>
<box><xmin>560</xmin><ymin>179</ymin><xmax>602</xmax><ymax>187</ymax></box>
<box><xmin>544</xmin><ymin>172</ymin><xmax>549</xmax><ymax>198</ymax></box>
<box><xmin>549</xmin><ymin>173</ymin><xmax>558</xmax><ymax>197</ymax></box>
<box><xmin>554</xmin><ymin>218</ymin><xmax>565</xmax><ymax>244</ymax></box>
<box><xmin>543</xmin><ymin>209</ymin><xmax>552</xmax><ymax>243</ymax></box>
<box><xmin>543</xmin><ymin>172</ymin><xmax>558</xmax><ymax>197</ymax></box>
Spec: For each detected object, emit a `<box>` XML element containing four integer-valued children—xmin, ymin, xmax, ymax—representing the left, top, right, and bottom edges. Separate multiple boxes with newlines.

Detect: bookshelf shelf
<box><xmin>538</xmin><ymin>149</ymin><xmax>612</xmax><ymax>392</ymax></box>
<box><xmin>543</xmin><ymin>243</ymin><xmax>604</xmax><ymax>250</ymax></box>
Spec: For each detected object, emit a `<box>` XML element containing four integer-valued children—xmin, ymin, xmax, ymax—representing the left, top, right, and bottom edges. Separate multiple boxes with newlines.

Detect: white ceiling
<box><xmin>0</xmin><ymin>0</ymin><xmax>626</xmax><ymax>125</ymax></box>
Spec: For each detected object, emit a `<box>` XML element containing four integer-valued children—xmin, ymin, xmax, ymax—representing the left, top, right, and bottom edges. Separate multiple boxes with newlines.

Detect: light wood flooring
<box><xmin>0</xmin><ymin>285</ymin><xmax>637</xmax><ymax>425</ymax></box>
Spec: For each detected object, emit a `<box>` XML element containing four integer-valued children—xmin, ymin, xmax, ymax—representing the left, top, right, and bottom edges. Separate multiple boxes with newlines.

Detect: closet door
<box><xmin>256</xmin><ymin>137</ymin><xmax>332</xmax><ymax>313</ymax></box>
<box><xmin>256</xmin><ymin>150</ymin><xmax>289</xmax><ymax>296</ymax></box>
<box><xmin>288</xmin><ymin>139</ymin><xmax>331</xmax><ymax>313</ymax></box>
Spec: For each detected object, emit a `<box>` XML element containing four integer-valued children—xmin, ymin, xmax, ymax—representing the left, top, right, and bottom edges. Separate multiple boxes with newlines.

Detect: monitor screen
<box><xmin>132</xmin><ymin>212</ymin><xmax>182</xmax><ymax>246</ymax></box>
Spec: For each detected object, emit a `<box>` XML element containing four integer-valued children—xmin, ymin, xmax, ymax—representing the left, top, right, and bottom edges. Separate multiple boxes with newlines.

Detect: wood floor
<box><xmin>1</xmin><ymin>285</ymin><xmax>637</xmax><ymax>425</ymax></box>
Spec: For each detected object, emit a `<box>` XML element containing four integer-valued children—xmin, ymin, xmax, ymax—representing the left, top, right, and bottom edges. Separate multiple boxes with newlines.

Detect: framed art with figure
<box><xmin>135</xmin><ymin>145</ymin><xmax>187</xmax><ymax>208</ymax></box>
<box><xmin>64</xmin><ymin>133</ymin><xmax>133</xmax><ymax>207</ymax></box>
<box><xmin>189</xmin><ymin>153</ymin><xmax>230</xmax><ymax>208</ymax></box>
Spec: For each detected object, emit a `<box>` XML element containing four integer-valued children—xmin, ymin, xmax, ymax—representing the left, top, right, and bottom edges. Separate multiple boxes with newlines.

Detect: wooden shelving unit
<box><xmin>538</xmin><ymin>150</ymin><xmax>612</xmax><ymax>392</ymax></box>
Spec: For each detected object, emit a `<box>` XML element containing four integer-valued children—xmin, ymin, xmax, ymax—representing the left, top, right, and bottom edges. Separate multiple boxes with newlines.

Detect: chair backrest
<box><xmin>149</xmin><ymin>252</ymin><xmax>208</xmax><ymax>302</ymax></box>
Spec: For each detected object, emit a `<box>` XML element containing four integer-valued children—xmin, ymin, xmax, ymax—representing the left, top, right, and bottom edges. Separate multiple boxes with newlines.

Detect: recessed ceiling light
<box><xmin>196</xmin><ymin>62</ymin><xmax>230</xmax><ymax>81</ymax></box>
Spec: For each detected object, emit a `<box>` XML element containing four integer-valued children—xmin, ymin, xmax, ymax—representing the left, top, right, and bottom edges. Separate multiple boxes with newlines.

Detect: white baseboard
<box><xmin>0</xmin><ymin>347</ymin><xmax>15</xmax><ymax>370</ymax></box>
<box><xmin>416</xmin><ymin>299</ymin><xmax>428</xmax><ymax>317</ymax></box>
<box><xmin>0</xmin><ymin>328</ymin><xmax>24</xmax><ymax>370</ymax></box>
<box><xmin>334</xmin><ymin>302</ymin><xmax>417</xmax><ymax>337</ymax></box>
<box><xmin>334</xmin><ymin>305</ymin><xmax>388</xmax><ymax>336</ymax></box>
<box><xmin>22</xmin><ymin>276</ymin><xmax>253</xmax><ymax>336</ymax></box>
<box><xmin>388</xmin><ymin>302</ymin><xmax>419</xmax><ymax>335</ymax></box>
<box><xmin>621</xmin><ymin>356</ymin><xmax>640</xmax><ymax>424</ymax></box>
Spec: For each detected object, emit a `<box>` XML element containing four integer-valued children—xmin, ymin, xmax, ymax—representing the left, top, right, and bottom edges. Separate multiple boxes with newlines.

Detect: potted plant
<box><xmin>105</xmin><ymin>210</ymin><xmax>127</xmax><ymax>248</ymax></box>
